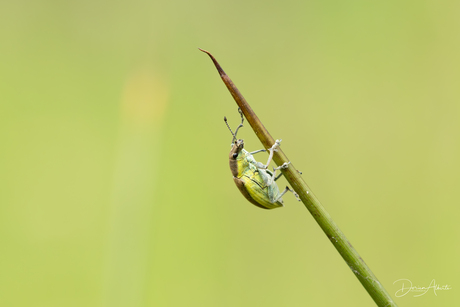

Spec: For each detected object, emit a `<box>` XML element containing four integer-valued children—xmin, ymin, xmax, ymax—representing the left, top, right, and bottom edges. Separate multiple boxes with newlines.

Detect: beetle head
<box><xmin>229</xmin><ymin>139</ymin><xmax>244</xmax><ymax>160</ymax></box>
<box><xmin>229</xmin><ymin>139</ymin><xmax>244</xmax><ymax>177</ymax></box>
<box><xmin>225</xmin><ymin>109</ymin><xmax>246</xmax><ymax>178</ymax></box>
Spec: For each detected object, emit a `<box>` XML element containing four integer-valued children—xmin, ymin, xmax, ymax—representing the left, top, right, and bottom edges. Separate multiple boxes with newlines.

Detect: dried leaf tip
<box><xmin>198</xmin><ymin>48</ymin><xmax>209</xmax><ymax>54</ymax></box>
<box><xmin>198</xmin><ymin>48</ymin><xmax>226</xmax><ymax>77</ymax></box>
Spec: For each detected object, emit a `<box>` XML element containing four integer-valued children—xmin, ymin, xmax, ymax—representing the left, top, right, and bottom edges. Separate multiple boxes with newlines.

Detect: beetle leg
<box><xmin>258</xmin><ymin>139</ymin><xmax>282</xmax><ymax>169</ymax></box>
<box><xmin>249</xmin><ymin>149</ymin><xmax>266</xmax><ymax>155</ymax></box>
<box><xmin>268</xmin><ymin>162</ymin><xmax>290</xmax><ymax>186</ymax></box>
<box><xmin>278</xmin><ymin>162</ymin><xmax>290</xmax><ymax>169</ymax></box>
<box><xmin>274</xmin><ymin>173</ymin><xmax>283</xmax><ymax>181</ymax></box>
<box><xmin>274</xmin><ymin>162</ymin><xmax>290</xmax><ymax>181</ymax></box>
<box><xmin>275</xmin><ymin>186</ymin><xmax>301</xmax><ymax>202</ymax></box>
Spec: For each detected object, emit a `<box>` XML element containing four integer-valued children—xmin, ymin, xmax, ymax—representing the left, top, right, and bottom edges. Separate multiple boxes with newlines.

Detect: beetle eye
<box><xmin>232</xmin><ymin>153</ymin><xmax>238</xmax><ymax>159</ymax></box>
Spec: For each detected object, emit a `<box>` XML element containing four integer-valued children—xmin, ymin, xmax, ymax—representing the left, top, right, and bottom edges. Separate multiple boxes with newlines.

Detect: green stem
<box><xmin>200</xmin><ymin>48</ymin><xmax>398</xmax><ymax>307</ymax></box>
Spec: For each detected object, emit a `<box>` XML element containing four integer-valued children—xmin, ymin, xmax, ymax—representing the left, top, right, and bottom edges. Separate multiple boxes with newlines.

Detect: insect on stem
<box><xmin>200</xmin><ymin>48</ymin><xmax>399</xmax><ymax>306</ymax></box>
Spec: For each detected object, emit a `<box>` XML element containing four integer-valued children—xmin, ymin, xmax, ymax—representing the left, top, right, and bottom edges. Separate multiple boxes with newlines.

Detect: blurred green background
<box><xmin>1</xmin><ymin>0</ymin><xmax>459</xmax><ymax>306</ymax></box>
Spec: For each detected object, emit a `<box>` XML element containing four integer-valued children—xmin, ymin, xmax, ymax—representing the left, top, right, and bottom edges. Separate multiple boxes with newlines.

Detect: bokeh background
<box><xmin>1</xmin><ymin>1</ymin><xmax>459</xmax><ymax>306</ymax></box>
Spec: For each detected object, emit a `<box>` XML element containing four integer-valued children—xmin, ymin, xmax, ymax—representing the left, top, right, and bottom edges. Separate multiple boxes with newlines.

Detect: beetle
<box><xmin>225</xmin><ymin>109</ymin><xmax>299</xmax><ymax>209</ymax></box>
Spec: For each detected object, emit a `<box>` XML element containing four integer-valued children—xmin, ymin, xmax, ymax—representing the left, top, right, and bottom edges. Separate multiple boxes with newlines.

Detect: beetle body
<box><xmin>225</xmin><ymin>111</ymin><xmax>298</xmax><ymax>209</ymax></box>
<box><xmin>229</xmin><ymin>139</ymin><xmax>284</xmax><ymax>209</ymax></box>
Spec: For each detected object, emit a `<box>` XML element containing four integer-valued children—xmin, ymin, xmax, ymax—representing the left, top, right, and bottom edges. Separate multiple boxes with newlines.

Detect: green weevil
<box><xmin>225</xmin><ymin>109</ymin><xmax>299</xmax><ymax>209</ymax></box>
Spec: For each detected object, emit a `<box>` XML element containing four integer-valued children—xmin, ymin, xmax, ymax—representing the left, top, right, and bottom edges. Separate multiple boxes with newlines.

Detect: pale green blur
<box><xmin>1</xmin><ymin>1</ymin><xmax>458</xmax><ymax>306</ymax></box>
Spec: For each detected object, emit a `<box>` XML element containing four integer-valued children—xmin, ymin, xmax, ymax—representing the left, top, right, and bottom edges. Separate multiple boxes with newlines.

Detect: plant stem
<box><xmin>199</xmin><ymin>48</ymin><xmax>398</xmax><ymax>307</ymax></box>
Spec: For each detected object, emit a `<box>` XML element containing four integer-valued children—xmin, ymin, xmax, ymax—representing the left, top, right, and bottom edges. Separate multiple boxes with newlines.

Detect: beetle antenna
<box><xmin>224</xmin><ymin>108</ymin><xmax>245</xmax><ymax>142</ymax></box>
<box><xmin>224</xmin><ymin>116</ymin><xmax>239</xmax><ymax>143</ymax></box>
<box><xmin>233</xmin><ymin>108</ymin><xmax>244</xmax><ymax>138</ymax></box>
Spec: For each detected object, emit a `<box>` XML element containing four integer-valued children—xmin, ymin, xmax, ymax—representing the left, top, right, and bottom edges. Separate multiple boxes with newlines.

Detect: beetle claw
<box><xmin>280</xmin><ymin>162</ymin><xmax>290</xmax><ymax>169</ymax></box>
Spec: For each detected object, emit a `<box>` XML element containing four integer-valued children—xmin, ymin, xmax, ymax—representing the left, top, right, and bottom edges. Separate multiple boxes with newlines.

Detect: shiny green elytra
<box><xmin>225</xmin><ymin>112</ymin><xmax>298</xmax><ymax>209</ymax></box>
